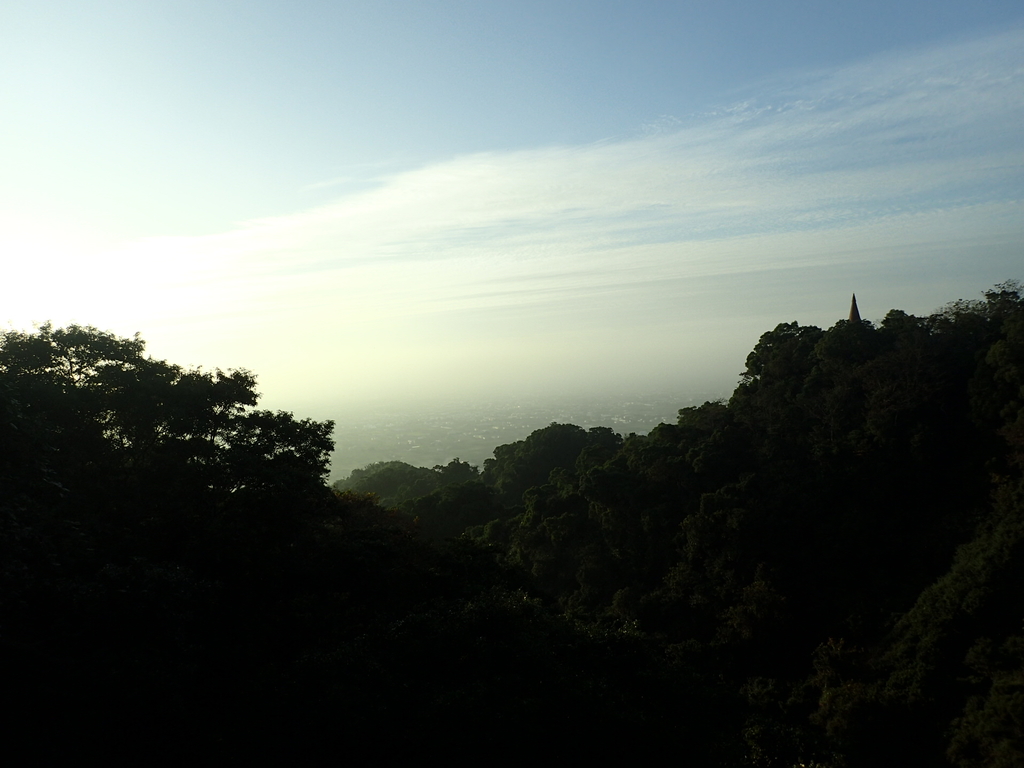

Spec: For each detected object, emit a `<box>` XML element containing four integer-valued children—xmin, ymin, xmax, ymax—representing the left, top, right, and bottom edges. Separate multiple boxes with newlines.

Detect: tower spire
<box><xmin>849</xmin><ymin>293</ymin><xmax>861</xmax><ymax>322</ymax></box>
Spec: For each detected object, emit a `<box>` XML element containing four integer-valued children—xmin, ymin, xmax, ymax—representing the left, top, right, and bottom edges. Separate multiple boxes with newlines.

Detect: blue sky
<box><xmin>2</xmin><ymin>1</ymin><xmax>1022</xmax><ymax>415</ymax></box>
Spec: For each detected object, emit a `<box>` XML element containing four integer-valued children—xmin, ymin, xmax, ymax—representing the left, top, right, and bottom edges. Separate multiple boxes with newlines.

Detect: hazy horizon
<box><xmin>3</xmin><ymin>2</ymin><xmax>1022</xmax><ymax>423</ymax></box>
<box><xmin>325</xmin><ymin>389</ymin><xmax>724</xmax><ymax>482</ymax></box>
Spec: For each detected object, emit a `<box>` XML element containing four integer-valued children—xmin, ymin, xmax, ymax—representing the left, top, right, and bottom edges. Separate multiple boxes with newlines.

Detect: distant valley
<box><xmin>329</xmin><ymin>391</ymin><xmax>722</xmax><ymax>481</ymax></box>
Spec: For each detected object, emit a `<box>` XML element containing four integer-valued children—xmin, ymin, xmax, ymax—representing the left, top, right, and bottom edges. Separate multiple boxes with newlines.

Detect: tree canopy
<box><xmin>4</xmin><ymin>284</ymin><xmax>1023</xmax><ymax>765</ymax></box>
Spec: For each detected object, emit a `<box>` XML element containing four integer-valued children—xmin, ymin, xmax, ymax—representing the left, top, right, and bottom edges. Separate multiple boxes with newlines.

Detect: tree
<box><xmin>482</xmin><ymin>423</ymin><xmax>623</xmax><ymax>504</ymax></box>
<box><xmin>334</xmin><ymin>460</ymin><xmax>443</xmax><ymax>506</ymax></box>
<box><xmin>0</xmin><ymin>323</ymin><xmax>335</xmax><ymax>561</ymax></box>
<box><xmin>402</xmin><ymin>480</ymin><xmax>506</xmax><ymax>541</ymax></box>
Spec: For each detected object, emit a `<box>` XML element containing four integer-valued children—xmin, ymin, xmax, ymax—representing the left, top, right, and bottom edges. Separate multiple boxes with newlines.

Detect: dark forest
<box><xmin>3</xmin><ymin>283</ymin><xmax>1022</xmax><ymax>765</ymax></box>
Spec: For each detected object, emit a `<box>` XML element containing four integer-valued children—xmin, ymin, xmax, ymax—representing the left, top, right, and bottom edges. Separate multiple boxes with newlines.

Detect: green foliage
<box><xmin>401</xmin><ymin>479</ymin><xmax>508</xmax><ymax>541</ymax></box>
<box><xmin>494</xmin><ymin>281</ymin><xmax>1024</xmax><ymax>765</ymax></box>
<box><xmin>6</xmin><ymin>284</ymin><xmax>1024</xmax><ymax>763</ymax></box>
<box><xmin>482</xmin><ymin>422</ymin><xmax>622</xmax><ymax>504</ymax></box>
<box><xmin>948</xmin><ymin>635</ymin><xmax>1024</xmax><ymax>767</ymax></box>
<box><xmin>333</xmin><ymin>457</ymin><xmax>479</xmax><ymax>507</ymax></box>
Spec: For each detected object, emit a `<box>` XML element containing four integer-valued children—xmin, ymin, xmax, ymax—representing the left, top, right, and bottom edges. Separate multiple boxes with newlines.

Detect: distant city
<box><xmin>329</xmin><ymin>391</ymin><xmax>725</xmax><ymax>482</ymax></box>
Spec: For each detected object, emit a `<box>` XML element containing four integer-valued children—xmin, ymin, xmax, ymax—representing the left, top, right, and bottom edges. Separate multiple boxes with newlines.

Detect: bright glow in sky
<box><xmin>2</xmin><ymin>1</ymin><xmax>1022</xmax><ymax>417</ymax></box>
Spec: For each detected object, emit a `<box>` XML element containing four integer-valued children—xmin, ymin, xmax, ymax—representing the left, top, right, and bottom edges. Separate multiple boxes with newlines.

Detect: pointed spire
<box><xmin>849</xmin><ymin>294</ymin><xmax>861</xmax><ymax>322</ymax></box>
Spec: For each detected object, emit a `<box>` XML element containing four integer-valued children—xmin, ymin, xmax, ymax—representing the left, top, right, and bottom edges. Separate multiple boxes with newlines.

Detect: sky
<box><xmin>2</xmin><ymin>0</ymin><xmax>1023</xmax><ymax>419</ymax></box>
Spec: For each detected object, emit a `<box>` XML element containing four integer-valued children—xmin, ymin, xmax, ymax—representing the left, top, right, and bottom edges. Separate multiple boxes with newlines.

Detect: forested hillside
<box><xmin>4</xmin><ymin>284</ymin><xmax>1023</xmax><ymax>765</ymax></box>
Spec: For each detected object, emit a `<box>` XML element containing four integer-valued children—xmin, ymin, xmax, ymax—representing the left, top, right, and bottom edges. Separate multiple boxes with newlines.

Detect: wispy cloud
<box><xmin>6</xmin><ymin>29</ymin><xmax>1022</xmax><ymax>403</ymax></box>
